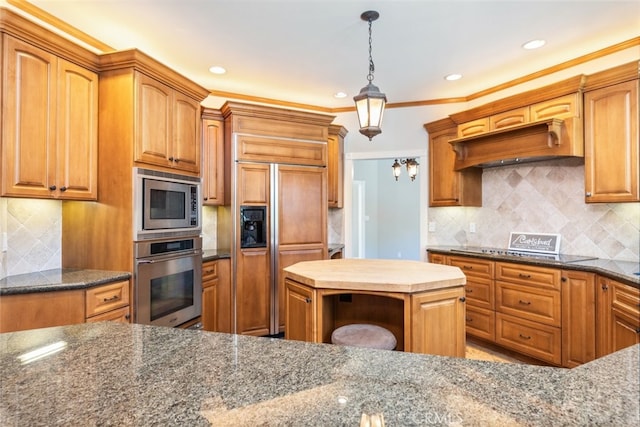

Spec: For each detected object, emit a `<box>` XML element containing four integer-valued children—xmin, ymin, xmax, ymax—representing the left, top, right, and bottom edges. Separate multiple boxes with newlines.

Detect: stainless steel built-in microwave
<box><xmin>134</xmin><ymin>168</ymin><xmax>201</xmax><ymax>240</ymax></box>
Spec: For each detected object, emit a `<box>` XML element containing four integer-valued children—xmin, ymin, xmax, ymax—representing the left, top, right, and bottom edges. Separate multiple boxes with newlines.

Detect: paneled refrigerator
<box><xmin>233</xmin><ymin>161</ymin><xmax>327</xmax><ymax>335</ymax></box>
<box><xmin>219</xmin><ymin>101</ymin><xmax>334</xmax><ymax>336</ymax></box>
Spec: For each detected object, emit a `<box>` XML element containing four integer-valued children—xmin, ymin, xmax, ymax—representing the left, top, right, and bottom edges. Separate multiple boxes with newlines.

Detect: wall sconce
<box><xmin>392</xmin><ymin>158</ymin><xmax>419</xmax><ymax>182</ymax></box>
<box><xmin>353</xmin><ymin>10</ymin><xmax>387</xmax><ymax>141</ymax></box>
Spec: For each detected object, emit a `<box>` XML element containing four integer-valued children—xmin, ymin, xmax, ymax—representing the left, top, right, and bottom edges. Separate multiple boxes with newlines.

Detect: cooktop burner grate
<box><xmin>449</xmin><ymin>247</ymin><xmax>598</xmax><ymax>263</ymax></box>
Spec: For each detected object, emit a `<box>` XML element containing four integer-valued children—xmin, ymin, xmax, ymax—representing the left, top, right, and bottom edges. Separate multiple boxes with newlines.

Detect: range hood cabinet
<box><xmin>448</xmin><ymin>118</ymin><xmax>583</xmax><ymax>170</ymax></box>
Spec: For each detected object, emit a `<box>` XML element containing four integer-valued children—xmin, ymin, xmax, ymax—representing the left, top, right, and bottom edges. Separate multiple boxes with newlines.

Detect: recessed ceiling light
<box><xmin>522</xmin><ymin>39</ymin><xmax>546</xmax><ymax>50</ymax></box>
<box><xmin>208</xmin><ymin>65</ymin><xmax>226</xmax><ymax>74</ymax></box>
<box><xmin>445</xmin><ymin>74</ymin><xmax>462</xmax><ymax>81</ymax></box>
<box><xmin>334</xmin><ymin>92</ymin><xmax>347</xmax><ymax>99</ymax></box>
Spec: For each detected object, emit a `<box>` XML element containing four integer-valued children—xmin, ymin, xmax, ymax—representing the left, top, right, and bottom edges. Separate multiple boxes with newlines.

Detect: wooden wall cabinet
<box><xmin>201</xmin><ymin>258</ymin><xmax>232</xmax><ymax>333</ymax></box>
<box><xmin>1</xmin><ymin>34</ymin><xmax>98</xmax><ymax>200</ymax></box>
<box><xmin>327</xmin><ymin>125</ymin><xmax>347</xmax><ymax>208</ymax></box>
<box><xmin>202</xmin><ymin>109</ymin><xmax>225</xmax><ymax>205</ymax></box>
<box><xmin>135</xmin><ymin>72</ymin><xmax>201</xmax><ymax>174</ymax></box>
<box><xmin>424</xmin><ymin>118</ymin><xmax>482</xmax><ymax>207</ymax></box>
<box><xmin>584</xmin><ymin>77</ymin><xmax>639</xmax><ymax>203</ymax></box>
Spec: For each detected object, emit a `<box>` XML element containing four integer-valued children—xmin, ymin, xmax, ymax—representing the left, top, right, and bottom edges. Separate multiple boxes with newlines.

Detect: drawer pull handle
<box><xmin>305</xmin><ymin>298</ymin><xmax>312</xmax><ymax>304</ymax></box>
<box><xmin>466</xmin><ymin>317</ymin><xmax>473</xmax><ymax>322</ymax></box>
<box><xmin>463</xmin><ymin>265</ymin><xmax>473</xmax><ymax>270</ymax></box>
<box><xmin>204</xmin><ymin>269</ymin><xmax>215</xmax><ymax>275</ymax></box>
<box><xmin>466</xmin><ymin>289</ymin><xmax>473</xmax><ymax>293</ymax></box>
<box><xmin>518</xmin><ymin>273</ymin><xmax>531</xmax><ymax>279</ymax></box>
<box><xmin>519</xmin><ymin>334</ymin><xmax>532</xmax><ymax>340</ymax></box>
<box><xmin>518</xmin><ymin>300</ymin><xmax>531</xmax><ymax>305</ymax></box>
<box><xmin>103</xmin><ymin>295</ymin><xmax>120</xmax><ymax>302</ymax></box>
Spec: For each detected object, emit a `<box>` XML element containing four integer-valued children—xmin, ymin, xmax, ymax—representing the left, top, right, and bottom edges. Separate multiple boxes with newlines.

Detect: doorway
<box><xmin>346</xmin><ymin>152</ymin><xmax>426</xmax><ymax>261</ymax></box>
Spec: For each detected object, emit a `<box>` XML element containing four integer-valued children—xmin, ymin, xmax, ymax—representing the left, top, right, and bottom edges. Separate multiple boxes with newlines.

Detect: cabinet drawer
<box><xmin>496</xmin><ymin>313</ymin><xmax>561</xmax><ymax>365</ymax></box>
<box><xmin>611</xmin><ymin>282</ymin><xmax>640</xmax><ymax>321</ymax></box>
<box><xmin>449</xmin><ymin>256</ymin><xmax>494</xmax><ymax>278</ymax></box>
<box><xmin>428</xmin><ymin>253</ymin><xmax>448</xmax><ymax>265</ymax></box>
<box><xmin>496</xmin><ymin>262</ymin><xmax>560</xmax><ymax>290</ymax></box>
<box><xmin>466</xmin><ymin>305</ymin><xmax>495</xmax><ymax>341</ymax></box>
<box><xmin>202</xmin><ymin>260</ymin><xmax>219</xmax><ymax>285</ymax></box>
<box><xmin>496</xmin><ymin>281</ymin><xmax>560</xmax><ymax>326</ymax></box>
<box><xmin>85</xmin><ymin>280</ymin><xmax>130</xmax><ymax>317</ymax></box>
<box><xmin>457</xmin><ymin>118</ymin><xmax>489</xmax><ymax>137</ymax></box>
<box><xmin>465</xmin><ymin>276</ymin><xmax>494</xmax><ymax>309</ymax></box>
<box><xmin>530</xmin><ymin>93</ymin><xmax>578</xmax><ymax>121</ymax></box>
<box><xmin>86</xmin><ymin>306</ymin><xmax>130</xmax><ymax>323</ymax></box>
<box><xmin>490</xmin><ymin>107</ymin><xmax>529</xmax><ymax>130</ymax></box>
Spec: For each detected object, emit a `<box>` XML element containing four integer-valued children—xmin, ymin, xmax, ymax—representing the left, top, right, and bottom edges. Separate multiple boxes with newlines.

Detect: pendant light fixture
<box><xmin>353</xmin><ymin>10</ymin><xmax>387</xmax><ymax>141</ymax></box>
<box><xmin>392</xmin><ymin>158</ymin><xmax>419</xmax><ymax>181</ymax></box>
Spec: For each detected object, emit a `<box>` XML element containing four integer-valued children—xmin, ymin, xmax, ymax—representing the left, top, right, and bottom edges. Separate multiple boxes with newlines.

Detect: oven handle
<box><xmin>135</xmin><ymin>249</ymin><xmax>203</xmax><ymax>264</ymax></box>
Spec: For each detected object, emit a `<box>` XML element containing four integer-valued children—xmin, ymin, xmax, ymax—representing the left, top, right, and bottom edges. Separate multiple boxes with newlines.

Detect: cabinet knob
<box><xmin>585</xmin><ymin>192</ymin><xmax>592</xmax><ymax>197</ymax></box>
<box><xmin>459</xmin><ymin>297</ymin><xmax>466</xmax><ymax>302</ymax></box>
<box><xmin>561</xmin><ymin>277</ymin><xmax>567</xmax><ymax>282</ymax></box>
<box><xmin>60</xmin><ymin>186</ymin><xmax>67</xmax><ymax>192</ymax></box>
<box><xmin>125</xmin><ymin>314</ymin><xmax>131</xmax><ymax>320</ymax></box>
<box><xmin>601</xmin><ymin>285</ymin><xmax>609</xmax><ymax>291</ymax></box>
<box><xmin>49</xmin><ymin>185</ymin><xmax>57</xmax><ymax>191</ymax></box>
<box><xmin>305</xmin><ymin>298</ymin><xmax>312</xmax><ymax>304</ymax></box>
<box><xmin>168</xmin><ymin>156</ymin><xmax>174</xmax><ymax>161</ymax></box>
<box><xmin>174</xmin><ymin>158</ymin><xmax>180</xmax><ymax>163</ymax></box>
<box><xmin>465</xmin><ymin>317</ymin><xmax>472</xmax><ymax>322</ymax></box>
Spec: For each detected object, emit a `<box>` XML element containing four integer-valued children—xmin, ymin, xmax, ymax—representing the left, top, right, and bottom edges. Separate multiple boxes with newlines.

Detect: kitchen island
<box><xmin>283</xmin><ymin>259</ymin><xmax>467</xmax><ymax>357</ymax></box>
<box><xmin>0</xmin><ymin>322</ymin><xmax>638</xmax><ymax>426</ymax></box>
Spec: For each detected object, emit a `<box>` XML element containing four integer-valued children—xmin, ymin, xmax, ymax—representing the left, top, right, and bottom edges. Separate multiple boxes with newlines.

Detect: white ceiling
<box><xmin>17</xmin><ymin>1</ymin><xmax>640</xmax><ymax>109</ymax></box>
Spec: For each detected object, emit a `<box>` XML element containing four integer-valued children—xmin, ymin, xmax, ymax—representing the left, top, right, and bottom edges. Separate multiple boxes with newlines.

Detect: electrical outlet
<box><xmin>469</xmin><ymin>223</ymin><xmax>476</xmax><ymax>233</ymax></box>
<box><xmin>428</xmin><ymin>222</ymin><xmax>436</xmax><ymax>232</ymax></box>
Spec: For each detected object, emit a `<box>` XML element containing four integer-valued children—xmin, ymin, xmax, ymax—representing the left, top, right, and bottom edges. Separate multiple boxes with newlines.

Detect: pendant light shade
<box><xmin>354</xmin><ymin>83</ymin><xmax>386</xmax><ymax>140</ymax></box>
<box><xmin>354</xmin><ymin>10</ymin><xmax>386</xmax><ymax>141</ymax></box>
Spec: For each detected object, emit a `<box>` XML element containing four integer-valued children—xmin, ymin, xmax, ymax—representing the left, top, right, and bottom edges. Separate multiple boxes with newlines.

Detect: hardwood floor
<box><xmin>465</xmin><ymin>341</ymin><xmax>523</xmax><ymax>364</ymax></box>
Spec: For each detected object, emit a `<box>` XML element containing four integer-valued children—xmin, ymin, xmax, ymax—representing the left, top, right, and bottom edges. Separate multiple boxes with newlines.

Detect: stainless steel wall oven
<box><xmin>134</xmin><ymin>235</ymin><xmax>202</xmax><ymax>327</ymax></box>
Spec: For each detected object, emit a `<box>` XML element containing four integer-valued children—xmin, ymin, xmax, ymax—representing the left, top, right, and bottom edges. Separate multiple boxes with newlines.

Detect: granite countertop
<box><xmin>284</xmin><ymin>258</ymin><xmax>466</xmax><ymax>293</ymax></box>
<box><xmin>203</xmin><ymin>248</ymin><xmax>231</xmax><ymax>262</ymax></box>
<box><xmin>0</xmin><ymin>269</ymin><xmax>131</xmax><ymax>296</ymax></box>
<box><xmin>428</xmin><ymin>246</ymin><xmax>640</xmax><ymax>288</ymax></box>
<box><xmin>0</xmin><ymin>322</ymin><xmax>637</xmax><ymax>426</ymax></box>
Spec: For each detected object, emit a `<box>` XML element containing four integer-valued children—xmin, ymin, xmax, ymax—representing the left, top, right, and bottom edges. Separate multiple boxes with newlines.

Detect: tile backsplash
<box><xmin>427</xmin><ymin>158</ymin><xmax>640</xmax><ymax>261</ymax></box>
<box><xmin>0</xmin><ymin>198</ymin><xmax>61</xmax><ymax>278</ymax></box>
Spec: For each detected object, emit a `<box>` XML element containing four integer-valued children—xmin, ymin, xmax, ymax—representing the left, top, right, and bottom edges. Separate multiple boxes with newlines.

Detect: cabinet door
<box><xmin>237</xmin><ymin>163</ymin><xmax>269</xmax><ymax>205</ymax></box>
<box><xmin>327</xmin><ymin>125</ymin><xmax>345</xmax><ymax>208</ymax></box>
<box><xmin>202</xmin><ymin>116</ymin><xmax>224</xmax><ymax>205</ymax></box>
<box><xmin>284</xmin><ymin>279</ymin><xmax>315</xmax><ymax>342</ymax></box>
<box><xmin>202</xmin><ymin>284</ymin><xmax>218</xmax><ymax>331</ymax></box>
<box><xmin>584</xmin><ymin>80</ymin><xmax>639</xmax><ymax>202</ymax></box>
<box><xmin>275</xmin><ymin>165</ymin><xmax>327</xmax><ymax>332</ymax></box>
<box><xmin>216</xmin><ymin>258</ymin><xmax>232</xmax><ymax>333</ymax></box>
<box><xmin>56</xmin><ymin>59</ymin><xmax>98</xmax><ymax>200</ymax></box>
<box><xmin>135</xmin><ymin>72</ymin><xmax>173</xmax><ymax>169</ymax></box>
<box><xmin>0</xmin><ymin>290</ymin><xmax>84</xmax><ymax>333</ymax></box>
<box><xmin>236</xmin><ymin>247</ymin><xmax>271</xmax><ymax>336</ymax></box>
<box><xmin>411</xmin><ymin>287</ymin><xmax>466</xmax><ymax>357</ymax></box>
<box><xmin>561</xmin><ymin>270</ymin><xmax>596</xmax><ymax>368</ymax></box>
<box><xmin>2</xmin><ymin>36</ymin><xmax>57</xmax><ymax>198</ymax></box>
<box><xmin>172</xmin><ymin>92</ymin><xmax>201</xmax><ymax>173</ymax></box>
<box><xmin>428</xmin><ymin>126</ymin><xmax>482</xmax><ymax>207</ymax></box>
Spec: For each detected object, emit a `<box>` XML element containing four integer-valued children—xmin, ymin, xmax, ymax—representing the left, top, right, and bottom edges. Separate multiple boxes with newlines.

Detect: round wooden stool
<box><xmin>331</xmin><ymin>324</ymin><xmax>397</xmax><ymax>350</ymax></box>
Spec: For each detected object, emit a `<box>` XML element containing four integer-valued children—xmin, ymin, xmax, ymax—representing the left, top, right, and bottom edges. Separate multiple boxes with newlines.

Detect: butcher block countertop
<box><xmin>1</xmin><ymin>322</ymin><xmax>638</xmax><ymax>426</ymax></box>
<box><xmin>283</xmin><ymin>259</ymin><xmax>466</xmax><ymax>293</ymax></box>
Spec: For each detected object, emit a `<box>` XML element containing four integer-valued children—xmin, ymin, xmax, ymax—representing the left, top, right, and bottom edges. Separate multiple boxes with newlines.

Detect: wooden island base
<box><xmin>283</xmin><ymin>259</ymin><xmax>467</xmax><ymax>357</ymax></box>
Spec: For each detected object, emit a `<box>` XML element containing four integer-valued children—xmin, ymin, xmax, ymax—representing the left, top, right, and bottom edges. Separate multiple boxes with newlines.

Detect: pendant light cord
<box><xmin>367</xmin><ymin>18</ymin><xmax>375</xmax><ymax>83</ymax></box>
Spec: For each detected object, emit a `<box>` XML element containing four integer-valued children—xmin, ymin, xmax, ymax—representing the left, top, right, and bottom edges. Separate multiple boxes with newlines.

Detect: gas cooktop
<box><xmin>449</xmin><ymin>247</ymin><xmax>598</xmax><ymax>264</ymax></box>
